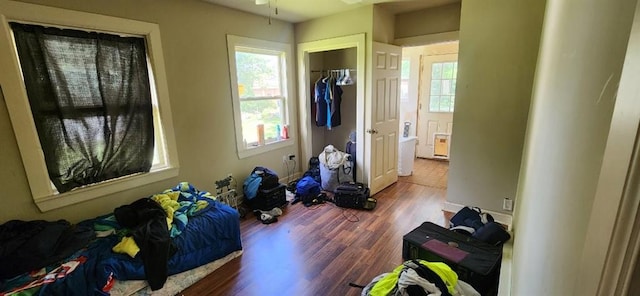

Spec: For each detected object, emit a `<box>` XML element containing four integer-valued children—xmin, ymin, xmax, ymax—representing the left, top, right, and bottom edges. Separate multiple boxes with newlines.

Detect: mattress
<box><xmin>1</xmin><ymin>185</ymin><xmax>242</xmax><ymax>296</ymax></box>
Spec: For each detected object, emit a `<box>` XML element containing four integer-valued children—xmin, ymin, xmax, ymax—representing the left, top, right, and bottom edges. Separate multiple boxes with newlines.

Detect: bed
<box><xmin>0</xmin><ymin>183</ymin><xmax>243</xmax><ymax>296</ymax></box>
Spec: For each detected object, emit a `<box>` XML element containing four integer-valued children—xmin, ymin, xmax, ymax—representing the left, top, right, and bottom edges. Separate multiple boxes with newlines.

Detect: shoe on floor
<box><xmin>259</xmin><ymin>213</ymin><xmax>278</xmax><ymax>224</ymax></box>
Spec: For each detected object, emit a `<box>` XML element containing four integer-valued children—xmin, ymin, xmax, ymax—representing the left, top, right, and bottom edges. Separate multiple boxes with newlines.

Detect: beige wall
<box><xmin>511</xmin><ymin>0</ymin><xmax>637</xmax><ymax>294</ymax></box>
<box><xmin>295</xmin><ymin>6</ymin><xmax>373</xmax><ymax>44</ymax></box>
<box><xmin>394</xmin><ymin>2</ymin><xmax>461</xmax><ymax>40</ymax></box>
<box><xmin>446</xmin><ymin>0</ymin><xmax>545</xmax><ymax>213</ymax></box>
<box><xmin>373</xmin><ymin>4</ymin><xmax>395</xmax><ymax>43</ymax></box>
<box><xmin>0</xmin><ymin>0</ymin><xmax>297</xmax><ymax>223</ymax></box>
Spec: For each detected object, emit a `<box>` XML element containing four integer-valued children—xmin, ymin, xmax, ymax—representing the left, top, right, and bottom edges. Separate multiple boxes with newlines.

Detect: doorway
<box><xmin>296</xmin><ymin>34</ymin><xmax>366</xmax><ymax>182</ymax></box>
<box><xmin>398</xmin><ymin>41</ymin><xmax>459</xmax><ymax>189</ymax></box>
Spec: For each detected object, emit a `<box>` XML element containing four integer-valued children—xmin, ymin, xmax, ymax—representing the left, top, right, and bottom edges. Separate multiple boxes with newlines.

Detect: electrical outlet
<box><xmin>503</xmin><ymin>198</ymin><xmax>513</xmax><ymax>211</ymax></box>
<box><xmin>288</xmin><ymin>154</ymin><xmax>295</xmax><ymax>160</ymax></box>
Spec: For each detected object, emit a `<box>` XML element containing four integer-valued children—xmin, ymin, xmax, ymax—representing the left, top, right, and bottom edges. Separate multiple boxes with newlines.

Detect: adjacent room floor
<box><xmin>399</xmin><ymin>158</ymin><xmax>449</xmax><ymax>189</ymax></box>
<box><xmin>181</xmin><ymin>160</ymin><xmax>449</xmax><ymax>296</ymax></box>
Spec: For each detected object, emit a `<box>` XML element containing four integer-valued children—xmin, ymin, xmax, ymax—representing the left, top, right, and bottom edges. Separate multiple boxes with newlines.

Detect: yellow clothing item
<box><xmin>151</xmin><ymin>192</ymin><xmax>181</xmax><ymax>229</ymax></box>
<box><xmin>368</xmin><ymin>260</ymin><xmax>458</xmax><ymax>296</ymax></box>
<box><xmin>369</xmin><ymin>268</ymin><xmax>401</xmax><ymax>296</ymax></box>
<box><xmin>422</xmin><ymin>261</ymin><xmax>458</xmax><ymax>295</ymax></box>
<box><xmin>112</xmin><ymin>236</ymin><xmax>140</xmax><ymax>258</ymax></box>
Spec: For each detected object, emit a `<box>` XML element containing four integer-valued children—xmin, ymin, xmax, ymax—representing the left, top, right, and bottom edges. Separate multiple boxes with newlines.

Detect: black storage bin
<box><xmin>402</xmin><ymin>222</ymin><xmax>503</xmax><ymax>296</ymax></box>
<box><xmin>247</xmin><ymin>184</ymin><xmax>287</xmax><ymax>211</ymax></box>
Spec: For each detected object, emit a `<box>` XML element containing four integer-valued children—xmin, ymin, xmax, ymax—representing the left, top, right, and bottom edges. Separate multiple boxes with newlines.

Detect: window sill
<box><xmin>238</xmin><ymin>138</ymin><xmax>294</xmax><ymax>159</ymax></box>
<box><xmin>34</xmin><ymin>166</ymin><xmax>179</xmax><ymax>212</ymax></box>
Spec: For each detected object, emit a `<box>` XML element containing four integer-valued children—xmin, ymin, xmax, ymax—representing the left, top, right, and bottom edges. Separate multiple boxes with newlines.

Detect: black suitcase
<box><xmin>402</xmin><ymin>222</ymin><xmax>503</xmax><ymax>296</ymax></box>
<box><xmin>247</xmin><ymin>183</ymin><xmax>287</xmax><ymax>211</ymax></box>
<box><xmin>334</xmin><ymin>182</ymin><xmax>376</xmax><ymax>210</ymax></box>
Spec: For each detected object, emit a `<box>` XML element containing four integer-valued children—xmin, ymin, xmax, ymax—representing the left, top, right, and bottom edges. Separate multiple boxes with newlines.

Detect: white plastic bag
<box><xmin>318</xmin><ymin>145</ymin><xmax>353</xmax><ymax>192</ymax></box>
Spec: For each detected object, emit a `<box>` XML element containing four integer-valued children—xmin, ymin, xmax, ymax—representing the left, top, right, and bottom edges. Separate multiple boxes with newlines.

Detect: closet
<box><xmin>298</xmin><ymin>33</ymin><xmax>365</xmax><ymax>183</ymax></box>
<box><xmin>308</xmin><ymin>48</ymin><xmax>357</xmax><ymax>159</ymax></box>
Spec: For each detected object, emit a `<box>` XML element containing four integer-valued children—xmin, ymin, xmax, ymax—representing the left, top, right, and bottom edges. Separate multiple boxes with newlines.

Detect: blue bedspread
<box><xmin>97</xmin><ymin>201</ymin><xmax>242</xmax><ymax>285</ymax></box>
<box><xmin>2</xmin><ymin>198</ymin><xmax>242</xmax><ymax>296</ymax></box>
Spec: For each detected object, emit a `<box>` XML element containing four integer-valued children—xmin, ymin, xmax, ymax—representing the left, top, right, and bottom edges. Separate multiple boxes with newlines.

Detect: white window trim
<box><xmin>0</xmin><ymin>1</ymin><xmax>180</xmax><ymax>212</ymax></box>
<box><xmin>226</xmin><ymin>35</ymin><xmax>296</xmax><ymax>159</ymax></box>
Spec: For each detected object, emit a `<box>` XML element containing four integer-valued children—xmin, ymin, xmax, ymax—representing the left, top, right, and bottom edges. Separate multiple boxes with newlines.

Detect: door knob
<box><xmin>366</xmin><ymin>129</ymin><xmax>379</xmax><ymax>134</ymax></box>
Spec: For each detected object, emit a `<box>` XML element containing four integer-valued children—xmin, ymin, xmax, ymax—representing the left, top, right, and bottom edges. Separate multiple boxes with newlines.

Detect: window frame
<box><xmin>0</xmin><ymin>1</ymin><xmax>180</xmax><ymax>211</ymax></box>
<box><xmin>226</xmin><ymin>35</ymin><xmax>295</xmax><ymax>159</ymax></box>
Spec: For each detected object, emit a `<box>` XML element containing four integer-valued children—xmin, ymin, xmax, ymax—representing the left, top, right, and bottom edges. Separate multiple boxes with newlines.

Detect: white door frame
<box><xmin>297</xmin><ymin>34</ymin><xmax>366</xmax><ymax>182</ymax></box>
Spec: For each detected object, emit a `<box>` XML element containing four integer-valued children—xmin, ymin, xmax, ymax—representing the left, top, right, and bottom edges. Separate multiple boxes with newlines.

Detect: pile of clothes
<box><xmin>357</xmin><ymin>260</ymin><xmax>480</xmax><ymax>296</ymax></box>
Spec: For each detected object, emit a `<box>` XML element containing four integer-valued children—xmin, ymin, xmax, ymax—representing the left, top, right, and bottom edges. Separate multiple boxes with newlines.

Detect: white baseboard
<box><xmin>442</xmin><ymin>201</ymin><xmax>513</xmax><ymax>231</ymax></box>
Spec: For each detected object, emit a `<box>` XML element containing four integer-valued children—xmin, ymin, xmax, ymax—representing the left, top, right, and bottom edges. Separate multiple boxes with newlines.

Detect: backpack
<box><xmin>295</xmin><ymin>176</ymin><xmax>322</xmax><ymax>207</ymax></box>
<box><xmin>252</xmin><ymin>166</ymin><xmax>279</xmax><ymax>190</ymax></box>
<box><xmin>449</xmin><ymin>206</ymin><xmax>511</xmax><ymax>245</ymax></box>
<box><xmin>449</xmin><ymin>206</ymin><xmax>493</xmax><ymax>234</ymax></box>
<box><xmin>302</xmin><ymin>157</ymin><xmax>321</xmax><ymax>184</ymax></box>
<box><xmin>243</xmin><ymin>166</ymin><xmax>280</xmax><ymax>200</ymax></box>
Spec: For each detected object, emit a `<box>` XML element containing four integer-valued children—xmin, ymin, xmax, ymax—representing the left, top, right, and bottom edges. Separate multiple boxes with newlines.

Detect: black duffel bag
<box><xmin>334</xmin><ymin>182</ymin><xmax>376</xmax><ymax>210</ymax></box>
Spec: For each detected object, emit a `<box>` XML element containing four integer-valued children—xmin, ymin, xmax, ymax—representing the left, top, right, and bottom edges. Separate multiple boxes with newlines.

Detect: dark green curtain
<box><xmin>11</xmin><ymin>23</ymin><xmax>154</xmax><ymax>193</ymax></box>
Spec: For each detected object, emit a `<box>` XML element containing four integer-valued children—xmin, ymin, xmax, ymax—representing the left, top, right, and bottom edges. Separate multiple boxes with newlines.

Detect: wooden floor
<box><xmin>180</xmin><ymin>178</ymin><xmax>447</xmax><ymax>296</ymax></box>
<box><xmin>399</xmin><ymin>158</ymin><xmax>449</xmax><ymax>189</ymax></box>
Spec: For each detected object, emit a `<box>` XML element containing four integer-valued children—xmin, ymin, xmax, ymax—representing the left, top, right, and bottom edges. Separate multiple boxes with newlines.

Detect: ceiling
<box><xmin>201</xmin><ymin>0</ymin><xmax>460</xmax><ymax>23</ymax></box>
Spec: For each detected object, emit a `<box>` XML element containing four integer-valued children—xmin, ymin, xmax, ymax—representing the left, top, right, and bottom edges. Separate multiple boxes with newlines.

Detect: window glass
<box><xmin>227</xmin><ymin>35</ymin><xmax>293</xmax><ymax>158</ymax></box>
<box><xmin>401</xmin><ymin>59</ymin><xmax>410</xmax><ymax>101</ymax></box>
<box><xmin>240</xmin><ymin>99</ymin><xmax>283</xmax><ymax>146</ymax></box>
<box><xmin>432</xmin><ymin>63</ymin><xmax>442</xmax><ymax>79</ymax></box>
<box><xmin>429</xmin><ymin>61</ymin><xmax>458</xmax><ymax>113</ymax></box>
<box><xmin>235</xmin><ymin>51</ymin><xmax>282</xmax><ymax>98</ymax></box>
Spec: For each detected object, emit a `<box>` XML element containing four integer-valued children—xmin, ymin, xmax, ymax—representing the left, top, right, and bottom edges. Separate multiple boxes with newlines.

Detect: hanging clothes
<box><xmin>329</xmin><ymin>76</ymin><xmax>343</xmax><ymax>128</ymax></box>
<box><xmin>314</xmin><ymin>72</ymin><xmax>343</xmax><ymax>130</ymax></box>
<box><xmin>324</xmin><ymin>75</ymin><xmax>334</xmax><ymax>130</ymax></box>
<box><xmin>314</xmin><ymin>75</ymin><xmax>328</xmax><ymax>127</ymax></box>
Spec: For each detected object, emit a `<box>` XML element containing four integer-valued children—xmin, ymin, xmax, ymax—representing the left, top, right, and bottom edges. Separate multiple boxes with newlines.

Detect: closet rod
<box><xmin>310</xmin><ymin>68</ymin><xmax>357</xmax><ymax>73</ymax></box>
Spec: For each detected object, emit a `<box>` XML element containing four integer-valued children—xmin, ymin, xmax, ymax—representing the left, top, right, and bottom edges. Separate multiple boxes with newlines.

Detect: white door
<box><xmin>366</xmin><ymin>42</ymin><xmax>402</xmax><ymax>195</ymax></box>
<box><xmin>416</xmin><ymin>53</ymin><xmax>457</xmax><ymax>159</ymax></box>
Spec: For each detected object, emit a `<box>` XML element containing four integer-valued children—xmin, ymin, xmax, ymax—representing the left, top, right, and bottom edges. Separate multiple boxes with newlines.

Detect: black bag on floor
<box><xmin>252</xmin><ymin>166</ymin><xmax>279</xmax><ymax>191</ymax></box>
<box><xmin>247</xmin><ymin>184</ymin><xmax>287</xmax><ymax>211</ymax></box>
<box><xmin>334</xmin><ymin>182</ymin><xmax>376</xmax><ymax>210</ymax></box>
<box><xmin>403</xmin><ymin>222</ymin><xmax>503</xmax><ymax>296</ymax></box>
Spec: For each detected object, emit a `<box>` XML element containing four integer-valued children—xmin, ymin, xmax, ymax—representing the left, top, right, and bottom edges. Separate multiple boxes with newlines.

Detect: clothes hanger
<box><xmin>337</xmin><ymin>69</ymin><xmax>345</xmax><ymax>86</ymax></box>
<box><xmin>342</xmin><ymin>69</ymin><xmax>353</xmax><ymax>85</ymax></box>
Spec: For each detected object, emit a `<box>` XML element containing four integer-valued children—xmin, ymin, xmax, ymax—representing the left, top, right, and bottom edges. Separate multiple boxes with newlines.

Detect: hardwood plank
<box><xmin>179</xmin><ymin>178</ymin><xmax>447</xmax><ymax>296</ymax></box>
